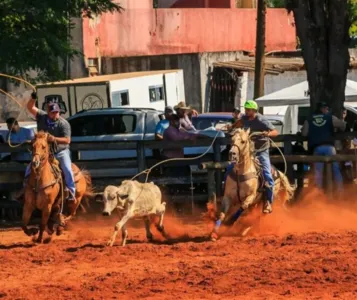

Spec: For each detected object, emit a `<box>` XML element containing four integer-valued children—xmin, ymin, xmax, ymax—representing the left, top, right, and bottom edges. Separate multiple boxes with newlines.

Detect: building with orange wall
<box><xmin>82</xmin><ymin>0</ymin><xmax>296</xmax><ymax>111</ymax></box>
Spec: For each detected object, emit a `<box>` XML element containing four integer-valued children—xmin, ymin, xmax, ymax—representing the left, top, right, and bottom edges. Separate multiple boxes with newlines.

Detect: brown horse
<box><xmin>211</xmin><ymin>128</ymin><xmax>295</xmax><ymax>240</ymax></box>
<box><xmin>22</xmin><ymin>131</ymin><xmax>93</xmax><ymax>243</ymax></box>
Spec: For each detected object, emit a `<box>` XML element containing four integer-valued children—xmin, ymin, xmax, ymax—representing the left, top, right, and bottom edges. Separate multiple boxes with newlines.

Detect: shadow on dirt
<box><xmin>153</xmin><ymin>235</ymin><xmax>209</xmax><ymax>245</ymax></box>
<box><xmin>65</xmin><ymin>243</ymin><xmax>105</xmax><ymax>253</ymax></box>
<box><xmin>0</xmin><ymin>243</ymin><xmax>35</xmax><ymax>250</ymax></box>
<box><xmin>124</xmin><ymin>235</ymin><xmax>209</xmax><ymax>246</ymax></box>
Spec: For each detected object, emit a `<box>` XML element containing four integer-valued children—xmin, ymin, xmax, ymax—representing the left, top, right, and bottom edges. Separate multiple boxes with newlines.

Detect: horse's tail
<box><xmin>277</xmin><ymin>171</ymin><xmax>296</xmax><ymax>204</ymax></box>
<box><xmin>81</xmin><ymin>169</ymin><xmax>95</xmax><ymax>199</ymax></box>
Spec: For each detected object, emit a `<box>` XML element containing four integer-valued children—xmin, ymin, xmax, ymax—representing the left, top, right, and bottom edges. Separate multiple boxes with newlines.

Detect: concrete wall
<box><xmin>101</xmin><ymin>51</ymin><xmax>246</xmax><ymax>112</ymax></box>
<box><xmin>83</xmin><ymin>7</ymin><xmax>296</xmax><ymax>58</ymax></box>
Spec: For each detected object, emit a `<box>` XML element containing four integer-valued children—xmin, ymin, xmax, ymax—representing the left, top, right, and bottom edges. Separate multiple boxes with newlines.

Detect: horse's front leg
<box><xmin>210</xmin><ymin>195</ymin><xmax>231</xmax><ymax>241</ymax></box>
<box><xmin>22</xmin><ymin>192</ymin><xmax>38</xmax><ymax>237</ymax></box>
<box><xmin>36</xmin><ymin>204</ymin><xmax>51</xmax><ymax>243</ymax></box>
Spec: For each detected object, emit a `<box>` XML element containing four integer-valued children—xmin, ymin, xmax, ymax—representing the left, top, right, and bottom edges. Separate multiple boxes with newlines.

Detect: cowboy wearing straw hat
<box><xmin>174</xmin><ymin>101</ymin><xmax>198</xmax><ymax>132</ymax></box>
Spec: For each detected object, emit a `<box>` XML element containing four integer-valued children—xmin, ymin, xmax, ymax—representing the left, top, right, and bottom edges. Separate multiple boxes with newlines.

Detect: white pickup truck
<box><xmin>67</xmin><ymin>107</ymin><xmax>225</xmax><ymax>176</ymax></box>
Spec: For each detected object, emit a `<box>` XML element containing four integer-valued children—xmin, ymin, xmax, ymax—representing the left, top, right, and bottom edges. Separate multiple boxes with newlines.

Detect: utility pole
<box><xmin>253</xmin><ymin>0</ymin><xmax>266</xmax><ymax>100</ymax></box>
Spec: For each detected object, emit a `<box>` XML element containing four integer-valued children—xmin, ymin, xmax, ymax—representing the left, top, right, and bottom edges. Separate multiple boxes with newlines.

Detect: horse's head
<box><xmin>32</xmin><ymin>131</ymin><xmax>50</xmax><ymax>171</ymax></box>
<box><xmin>229</xmin><ymin>128</ymin><xmax>253</xmax><ymax>162</ymax></box>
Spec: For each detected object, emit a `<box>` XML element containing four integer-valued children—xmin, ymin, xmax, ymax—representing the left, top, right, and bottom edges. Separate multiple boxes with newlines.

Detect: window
<box><xmin>112</xmin><ymin>90</ymin><xmax>129</xmax><ymax>106</ymax></box>
<box><xmin>149</xmin><ymin>85</ymin><xmax>164</xmax><ymax>102</ymax></box>
<box><xmin>69</xmin><ymin>114</ymin><xmax>136</xmax><ymax>136</ymax></box>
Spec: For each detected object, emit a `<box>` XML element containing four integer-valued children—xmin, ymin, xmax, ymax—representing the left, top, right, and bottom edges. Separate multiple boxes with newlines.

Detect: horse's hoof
<box><xmin>56</xmin><ymin>226</ymin><xmax>64</xmax><ymax>236</ymax></box>
<box><xmin>106</xmin><ymin>240</ymin><xmax>114</xmax><ymax>247</ymax></box>
<box><xmin>25</xmin><ymin>228</ymin><xmax>39</xmax><ymax>237</ymax></box>
<box><xmin>210</xmin><ymin>232</ymin><xmax>219</xmax><ymax>242</ymax></box>
<box><xmin>147</xmin><ymin>234</ymin><xmax>154</xmax><ymax>242</ymax></box>
<box><xmin>47</xmin><ymin>226</ymin><xmax>55</xmax><ymax>235</ymax></box>
<box><xmin>156</xmin><ymin>226</ymin><xmax>169</xmax><ymax>239</ymax></box>
<box><xmin>43</xmin><ymin>236</ymin><xmax>52</xmax><ymax>244</ymax></box>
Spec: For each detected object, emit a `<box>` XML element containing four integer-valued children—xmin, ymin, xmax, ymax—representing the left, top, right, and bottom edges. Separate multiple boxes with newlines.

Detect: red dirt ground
<box><xmin>2</xmin><ymin>190</ymin><xmax>357</xmax><ymax>300</ymax></box>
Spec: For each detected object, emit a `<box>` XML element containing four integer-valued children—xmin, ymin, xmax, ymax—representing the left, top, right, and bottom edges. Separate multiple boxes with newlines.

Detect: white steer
<box><xmin>102</xmin><ymin>180</ymin><xmax>167</xmax><ymax>246</ymax></box>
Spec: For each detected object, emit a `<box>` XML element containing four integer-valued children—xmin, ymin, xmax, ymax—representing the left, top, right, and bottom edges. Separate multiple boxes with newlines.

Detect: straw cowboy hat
<box><xmin>174</xmin><ymin>101</ymin><xmax>192</xmax><ymax>111</ymax></box>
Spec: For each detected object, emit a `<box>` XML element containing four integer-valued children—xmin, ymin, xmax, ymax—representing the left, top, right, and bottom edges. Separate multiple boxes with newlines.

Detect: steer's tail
<box><xmin>278</xmin><ymin>171</ymin><xmax>296</xmax><ymax>205</ymax></box>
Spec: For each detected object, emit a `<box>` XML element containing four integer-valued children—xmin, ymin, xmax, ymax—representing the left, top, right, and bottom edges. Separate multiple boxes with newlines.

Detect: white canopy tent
<box><xmin>255</xmin><ymin>80</ymin><xmax>357</xmax><ymax>134</ymax></box>
<box><xmin>255</xmin><ymin>80</ymin><xmax>357</xmax><ymax>107</ymax></box>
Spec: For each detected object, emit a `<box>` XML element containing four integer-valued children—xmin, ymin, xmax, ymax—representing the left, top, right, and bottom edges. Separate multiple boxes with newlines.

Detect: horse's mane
<box><xmin>35</xmin><ymin>131</ymin><xmax>47</xmax><ymax>139</ymax></box>
<box><xmin>232</xmin><ymin>129</ymin><xmax>261</xmax><ymax>171</ymax></box>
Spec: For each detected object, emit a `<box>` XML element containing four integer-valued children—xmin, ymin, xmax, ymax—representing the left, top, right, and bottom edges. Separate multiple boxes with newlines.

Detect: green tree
<box><xmin>266</xmin><ymin>0</ymin><xmax>285</xmax><ymax>7</ymax></box>
<box><xmin>0</xmin><ymin>0</ymin><xmax>122</xmax><ymax>83</ymax></box>
<box><xmin>285</xmin><ymin>0</ymin><xmax>351</xmax><ymax>115</ymax></box>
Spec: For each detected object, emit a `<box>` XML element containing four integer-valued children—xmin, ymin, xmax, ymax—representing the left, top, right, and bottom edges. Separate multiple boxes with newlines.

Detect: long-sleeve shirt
<box><xmin>179</xmin><ymin>115</ymin><xmax>196</xmax><ymax>131</ymax></box>
<box><xmin>162</xmin><ymin>125</ymin><xmax>196</xmax><ymax>158</ymax></box>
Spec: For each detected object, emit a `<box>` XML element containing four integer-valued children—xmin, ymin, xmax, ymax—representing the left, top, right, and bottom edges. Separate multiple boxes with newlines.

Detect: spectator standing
<box><xmin>301</xmin><ymin>102</ymin><xmax>346</xmax><ymax>192</ymax></box>
<box><xmin>174</xmin><ymin>101</ymin><xmax>198</xmax><ymax>132</ymax></box>
<box><xmin>155</xmin><ymin>106</ymin><xmax>174</xmax><ymax>140</ymax></box>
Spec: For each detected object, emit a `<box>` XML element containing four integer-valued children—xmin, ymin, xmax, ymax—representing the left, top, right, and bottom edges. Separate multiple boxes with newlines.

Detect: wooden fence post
<box><xmin>207</xmin><ymin>169</ymin><xmax>216</xmax><ymax>205</ymax></box>
<box><xmin>214</xmin><ymin>140</ymin><xmax>222</xmax><ymax>198</ymax></box>
<box><xmin>325</xmin><ymin>161</ymin><xmax>333</xmax><ymax>199</ymax></box>
<box><xmin>137</xmin><ymin>142</ymin><xmax>147</xmax><ymax>181</ymax></box>
<box><xmin>283</xmin><ymin>135</ymin><xmax>294</xmax><ymax>182</ymax></box>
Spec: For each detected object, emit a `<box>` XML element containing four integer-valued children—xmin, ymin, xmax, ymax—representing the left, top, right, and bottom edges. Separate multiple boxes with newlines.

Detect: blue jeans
<box><xmin>25</xmin><ymin>148</ymin><xmax>75</xmax><ymax>197</ymax></box>
<box><xmin>313</xmin><ymin>145</ymin><xmax>343</xmax><ymax>191</ymax></box>
<box><xmin>257</xmin><ymin>150</ymin><xmax>274</xmax><ymax>203</ymax></box>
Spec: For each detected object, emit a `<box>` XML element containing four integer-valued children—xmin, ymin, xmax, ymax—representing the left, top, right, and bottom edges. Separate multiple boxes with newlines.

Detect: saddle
<box><xmin>49</xmin><ymin>157</ymin><xmax>82</xmax><ymax>184</ymax></box>
<box><xmin>227</xmin><ymin>164</ymin><xmax>280</xmax><ymax>191</ymax></box>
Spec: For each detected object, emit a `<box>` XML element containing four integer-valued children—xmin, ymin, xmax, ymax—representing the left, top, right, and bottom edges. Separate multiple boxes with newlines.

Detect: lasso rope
<box><xmin>131</xmin><ymin>130</ymin><xmax>222</xmax><ymax>183</ymax></box>
<box><xmin>0</xmin><ymin>73</ymin><xmax>36</xmax><ymax>91</ymax></box>
<box><xmin>249</xmin><ymin>131</ymin><xmax>288</xmax><ymax>175</ymax></box>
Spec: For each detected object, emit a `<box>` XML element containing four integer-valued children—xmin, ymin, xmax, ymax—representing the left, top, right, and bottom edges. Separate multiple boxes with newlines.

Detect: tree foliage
<box><xmin>0</xmin><ymin>0</ymin><xmax>122</xmax><ymax>82</ymax></box>
<box><xmin>285</xmin><ymin>0</ymin><xmax>350</xmax><ymax>115</ymax></box>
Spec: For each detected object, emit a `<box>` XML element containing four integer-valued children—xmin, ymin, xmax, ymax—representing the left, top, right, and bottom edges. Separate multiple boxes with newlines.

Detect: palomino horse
<box><xmin>211</xmin><ymin>128</ymin><xmax>295</xmax><ymax>240</ymax></box>
<box><xmin>22</xmin><ymin>131</ymin><xmax>93</xmax><ymax>243</ymax></box>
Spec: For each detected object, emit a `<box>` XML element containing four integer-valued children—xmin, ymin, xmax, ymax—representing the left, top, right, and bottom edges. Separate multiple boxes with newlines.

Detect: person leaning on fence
<box><xmin>174</xmin><ymin>101</ymin><xmax>198</xmax><ymax>132</ymax></box>
<box><xmin>162</xmin><ymin>114</ymin><xmax>201</xmax><ymax>177</ymax></box>
<box><xmin>5</xmin><ymin>118</ymin><xmax>34</xmax><ymax>162</ymax></box>
<box><xmin>155</xmin><ymin>106</ymin><xmax>174</xmax><ymax>140</ymax></box>
<box><xmin>301</xmin><ymin>102</ymin><xmax>346</xmax><ymax>191</ymax></box>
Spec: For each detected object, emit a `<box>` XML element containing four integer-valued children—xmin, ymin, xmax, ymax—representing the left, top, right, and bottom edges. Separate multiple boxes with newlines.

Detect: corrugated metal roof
<box><xmin>213</xmin><ymin>56</ymin><xmax>357</xmax><ymax>74</ymax></box>
<box><xmin>36</xmin><ymin>70</ymin><xmax>180</xmax><ymax>87</ymax></box>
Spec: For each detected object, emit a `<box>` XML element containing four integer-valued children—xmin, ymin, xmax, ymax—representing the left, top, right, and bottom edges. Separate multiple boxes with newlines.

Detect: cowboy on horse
<box><xmin>20</xmin><ymin>92</ymin><xmax>92</xmax><ymax>242</ymax></box>
<box><xmin>22</xmin><ymin>92</ymin><xmax>76</xmax><ymax>202</ymax></box>
<box><xmin>210</xmin><ymin>100</ymin><xmax>294</xmax><ymax>241</ymax></box>
<box><xmin>239</xmin><ymin>100</ymin><xmax>278</xmax><ymax>213</ymax></box>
